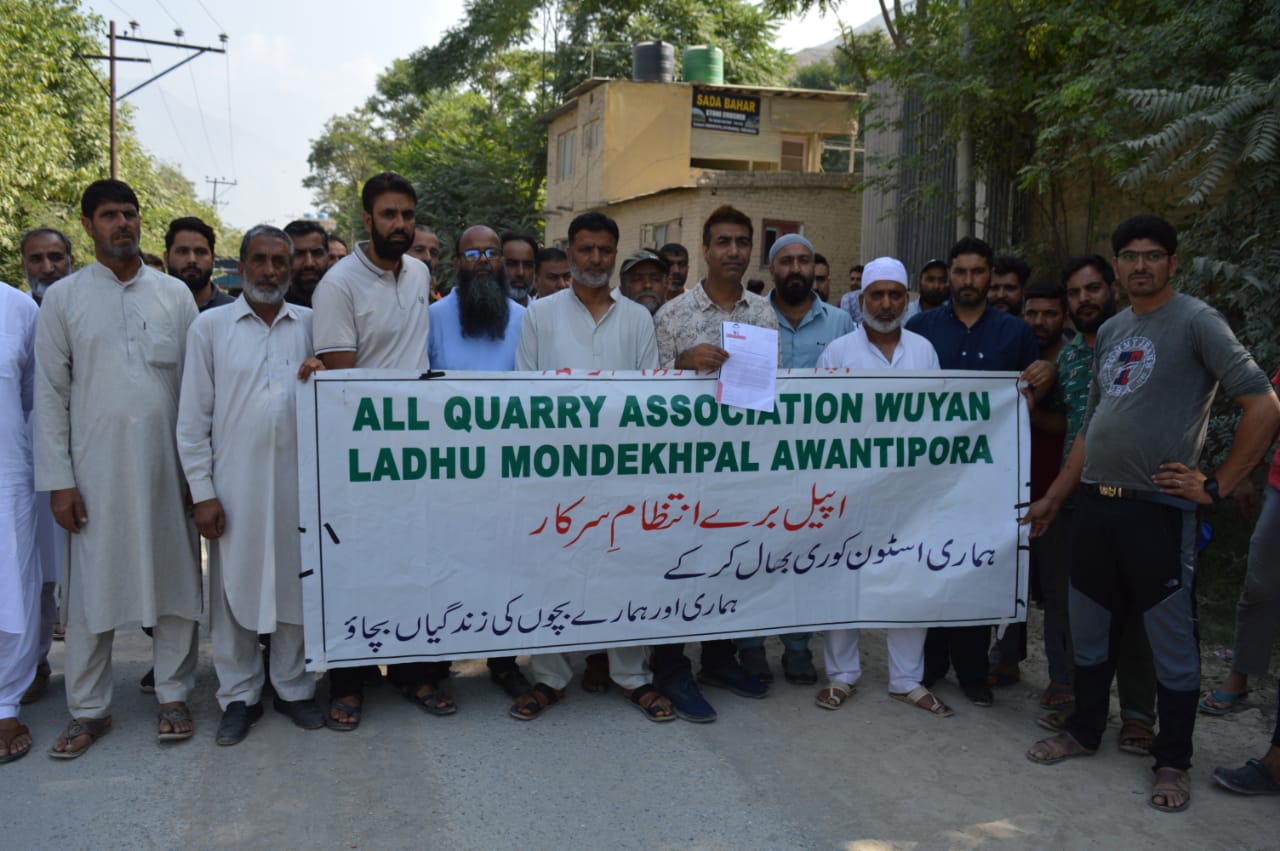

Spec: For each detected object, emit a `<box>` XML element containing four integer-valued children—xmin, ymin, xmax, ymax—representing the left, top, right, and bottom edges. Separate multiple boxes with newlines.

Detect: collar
<box><xmin>232</xmin><ymin>292</ymin><xmax>296</xmax><ymax>324</ymax></box>
<box><xmin>353</xmin><ymin>240</ymin><xmax>402</xmax><ymax>281</ymax></box>
<box><xmin>770</xmin><ymin>291</ymin><xmax>825</xmax><ymax>328</ymax></box>
<box><xmin>691</xmin><ymin>279</ymin><xmax>748</xmax><ymax>312</ymax></box>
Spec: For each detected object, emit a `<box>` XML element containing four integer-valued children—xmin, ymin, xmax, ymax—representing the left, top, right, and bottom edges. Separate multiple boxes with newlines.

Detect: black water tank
<box><xmin>632</xmin><ymin>41</ymin><xmax>675</xmax><ymax>82</ymax></box>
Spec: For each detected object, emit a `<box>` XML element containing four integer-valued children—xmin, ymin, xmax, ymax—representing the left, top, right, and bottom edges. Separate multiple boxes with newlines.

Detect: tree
<box><xmin>0</xmin><ymin>0</ymin><xmax>232</xmax><ymax>283</ymax></box>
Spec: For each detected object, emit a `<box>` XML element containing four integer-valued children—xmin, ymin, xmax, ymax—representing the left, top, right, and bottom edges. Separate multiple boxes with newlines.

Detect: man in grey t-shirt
<box><xmin>1022</xmin><ymin>215</ymin><xmax>1280</xmax><ymax>813</ymax></box>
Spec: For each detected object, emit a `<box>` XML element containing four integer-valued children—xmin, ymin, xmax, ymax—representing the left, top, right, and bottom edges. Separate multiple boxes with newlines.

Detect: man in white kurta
<box><xmin>512</xmin><ymin>212</ymin><xmax>671</xmax><ymax>722</ymax></box>
<box><xmin>1</xmin><ymin>281</ymin><xmax>41</xmax><ymax>763</ymax></box>
<box><xmin>178</xmin><ymin>226</ymin><xmax>325</xmax><ymax>745</ymax></box>
<box><xmin>814</xmin><ymin>257</ymin><xmax>953</xmax><ymax>717</ymax></box>
<box><xmin>34</xmin><ymin>180</ymin><xmax>202</xmax><ymax>755</ymax></box>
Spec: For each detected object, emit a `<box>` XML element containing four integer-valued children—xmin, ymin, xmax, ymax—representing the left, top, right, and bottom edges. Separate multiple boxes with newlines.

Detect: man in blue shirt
<box><xmin>768</xmin><ymin>235</ymin><xmax>856</xmax><ymax>370</ymax></box>
<box><xmin>906</xmin><ymin>235</ymin><xmax>1045</xmax><ymax>708</ymax></box>
<box><xmin>428</xmin><ymin>225</ymin><xmax>525</xmax><ymax>371</ymax></box>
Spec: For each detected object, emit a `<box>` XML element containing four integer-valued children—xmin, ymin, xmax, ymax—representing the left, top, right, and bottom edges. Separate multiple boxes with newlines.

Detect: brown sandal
<box><xmin>891</xmin><ymin>685</ymin><xmax>954</xmax><ymax>717</ymax></box>
<box><xmin>1119</xmin><ymin>719</ymin><xmax>1154</xmax><ymax>755</ymax></box>
<box><xmin>1150</xmin><ymin>766</ymin><xmax>1191</xmax><ymax>812</ymax></box>
<box><xmin>49</xmin><ymin>716</ymin><xmax>112</xmax><ymax>760</ymax></box>
<box><xmin>1027</xmin><ymin>731</ymin><xmax>1096</xmax><ymax>765</ymax></box>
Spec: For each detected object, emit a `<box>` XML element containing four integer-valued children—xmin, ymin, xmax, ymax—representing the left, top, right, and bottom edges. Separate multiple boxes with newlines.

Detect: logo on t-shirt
<box><xmin>1100</xmin><ymin>335</ymin><xmax>1156</xmax><ymax>395</ymax></box>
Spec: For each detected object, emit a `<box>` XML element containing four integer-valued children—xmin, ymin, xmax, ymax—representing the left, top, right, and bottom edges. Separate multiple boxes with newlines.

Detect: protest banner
<box><xmin>298</xmin><ymin>369</ymin><xmax>1029</xmax><ymax>671</ymax></box>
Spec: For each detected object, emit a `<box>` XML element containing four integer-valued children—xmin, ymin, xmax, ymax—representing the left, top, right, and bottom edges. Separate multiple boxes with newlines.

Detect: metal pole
<box><xmin>109</xmin><ymin>20</ymin><xmax>118</xmax><ymax>179</ymax></box>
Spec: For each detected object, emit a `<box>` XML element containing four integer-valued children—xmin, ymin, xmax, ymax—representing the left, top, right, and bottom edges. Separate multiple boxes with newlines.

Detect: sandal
<box><xmin>623</xmin><ymin>684</ymin><xmax>676</xmax><ymax>722</ymax></box>
<box><xmin>49</xmin><ymin>716</ymin><xmax>112</xmax><ymax>760</ymax></box>
<box><xmin>402</xmin><ymin>680</ymin><xmax>457</xmax><ymax>716</ymax></box>
<box><xmin>325</xmin><ymin>698</ymin><xmax>362</xmax><ymax>732</ymax></box>
<box><xmin>1039</xmin><ymin>681</ymin><xmax>1074</xmax><ymax>710</ymax></box>
<box><xmin>509</xmin><ymin>683</ymin><xmax>565</xmax><ymax>721</ymax></box>
<box><xmin>157</xmin><ymin>703</ymin><xmax>194</xmax><ymax>742</ymax></box>
<box><xmin>815</xmin><ymin>681</ymin><xmax>854</xmax><ymax>710</ymax></box>
<box><xmin>1035</xmin><ymin>706</ymin><xmax>1074</xmax><ymax>732</ymax></box>
<box><xmin>0</xmin><ymin>722</ymin><xmax>32</xmax><ymax>764</ymax></box>
<box><xmin>1199</xmin><ymin>688</ymin><xmax>1247</xmax><ymax>716</ymax></box>
<box><xmin>1150</xmin><ymin>766</ymin><xmax>1191</xmax><ymax>812</ymax></box>
<box><xmin>1027</xmin><ymin>731</ymin><xmax>1096</xmax><ymax>765</ymax></box>
<box><xmin>1118</xmin><ymin>718</ymin><xmax>1154</xmax><ymax>755</ymax></box>
<box><xmin>891</xmin><ymin>685</ymin><xmax>954</xmax><ymax>717</ymax></box>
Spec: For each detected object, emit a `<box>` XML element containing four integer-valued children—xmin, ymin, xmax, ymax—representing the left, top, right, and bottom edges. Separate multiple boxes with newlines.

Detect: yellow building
<box><xmin>543</xmin><ymin>78</ymin><xmax>863</xmax><ymax>294</ymax></box>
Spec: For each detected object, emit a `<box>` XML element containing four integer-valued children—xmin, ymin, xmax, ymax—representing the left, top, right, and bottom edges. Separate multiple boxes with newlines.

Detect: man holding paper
<box><xmin>652</xmin><ymin>204</ymin><xmax>780</xmax><ymax>720</ymax></box>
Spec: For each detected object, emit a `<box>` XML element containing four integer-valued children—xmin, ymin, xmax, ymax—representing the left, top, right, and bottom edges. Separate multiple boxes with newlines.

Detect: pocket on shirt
<box><xmin>142</xmin><ymin>325</ymin><xmax>180</xmax><ymax>368</ymax></box>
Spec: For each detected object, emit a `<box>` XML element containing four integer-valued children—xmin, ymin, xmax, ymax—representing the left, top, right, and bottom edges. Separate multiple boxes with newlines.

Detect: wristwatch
<box><xmin>1203</xmin><ymin>477</ymin><xmax>1223</xmax><ymax>503</ymax></box>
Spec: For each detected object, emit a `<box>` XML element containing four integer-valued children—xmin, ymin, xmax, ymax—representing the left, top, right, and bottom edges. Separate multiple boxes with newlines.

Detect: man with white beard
<box><xmin>429</xmin><ymin>225</ymin><xmax>525</xmax><ymax>370</ymax></box>
<box><xmin>177</xmin><ymin>225</ymin><xmax>327</xmax><ymax>745</ymax></box>
<box><xmin>513</xmin><ymin>212</ymin><xmax>671</xmax><ymax>723</ymax></box>
<box><xmin>19</xmin><ymin>228</ymin><xmax>75</xmax><ymax>706</ymax></box>
<box><xmin>0</xmin><ymin>278</ymin><xmax>40</xmax><ymax>763</ymax></box>
<box><xmin>814</xmin><ymin>257</ymin><xmax>951</xmax><ymax>717</ymax></box>
<box><xmin>35</xmin><ymin>179</ymin><xmax>202</xmax><ymax>756</ymax></box>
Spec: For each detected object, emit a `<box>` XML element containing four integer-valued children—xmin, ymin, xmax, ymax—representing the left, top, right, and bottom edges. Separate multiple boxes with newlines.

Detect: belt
<box><xmin>1082</xmin><ymin>482</ymin><xmax>1193</xmax><ymax>508</ymax></box>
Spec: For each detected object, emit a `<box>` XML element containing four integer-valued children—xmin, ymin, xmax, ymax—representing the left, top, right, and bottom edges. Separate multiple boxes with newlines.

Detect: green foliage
<box><xmin>306</xmin><ymin>0</ymin><xmax>790</xmax><ymax>262</ymax></box>
<box><xmin>0</xmin><ymin>0</ymin><xmax>232</xmax><ymax>283</ymax></box>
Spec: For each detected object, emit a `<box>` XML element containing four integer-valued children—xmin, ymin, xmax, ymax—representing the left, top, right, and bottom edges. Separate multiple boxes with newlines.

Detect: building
<box><xmin>543</xmin><ymin>78</ymin><xmax>863</xmax><ymax>294</ymax></box>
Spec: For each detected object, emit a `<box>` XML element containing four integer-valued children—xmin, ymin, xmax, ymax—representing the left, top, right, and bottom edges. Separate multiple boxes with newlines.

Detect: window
<box><xmin>761</xmin><ymin>219</ymin><xmax>802</xmax><ymax>266</ymax></box>
<box><xmin>820</xmin><ymin>136</ymin><xmax>852</xmax><ymax>173</ymax></box>
<box><xmin>780</xmin><ymin>136</ymin><xmax>808</xmax><ymax>172</ymax></box>
<box><xmin>557</xmin><ymin>130</ymin><xmax>577</xmax><ymax>182</ymax></box>
<box><xmin>640</xmin><ymin>219</ymin><xmax>678</xmax><ymax>248</ymax></box>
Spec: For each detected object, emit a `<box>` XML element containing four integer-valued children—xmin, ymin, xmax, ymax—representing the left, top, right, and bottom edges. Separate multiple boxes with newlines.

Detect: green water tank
<box><xmin>682</xmin><ymin>45</ymin><xmax>724</xmax><ymax>85</ymax></box>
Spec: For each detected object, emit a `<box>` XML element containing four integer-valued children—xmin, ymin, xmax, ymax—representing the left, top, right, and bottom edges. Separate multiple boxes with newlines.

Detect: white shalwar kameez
<box><xmin>816</xmin><ymin>325</ymin><xmax>938</xmax><ymax>693</ymax></box>
<box><xmin>0</xmin><ymin>283</ymin><xmax>41</xmax><ymax>718</ymax></box>
<box><xmin>34</xmin><ymin>262</ymin><xmax>201</xmax><ymax>716</ymax></box>
<box><xmin>177</xmin><ymin>297</ymin><xmax>315</xmax><ymax>709</ymax></box>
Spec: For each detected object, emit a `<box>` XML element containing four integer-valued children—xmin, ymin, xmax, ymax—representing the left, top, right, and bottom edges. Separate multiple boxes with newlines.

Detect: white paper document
<box><xmin>716</xmin><ymin>321</ymin><xmax>778</xmax><ymax>412</ymax></box>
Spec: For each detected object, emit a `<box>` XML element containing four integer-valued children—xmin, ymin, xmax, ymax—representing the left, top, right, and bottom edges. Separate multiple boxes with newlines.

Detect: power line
<box><xmin>151</xmin><ymin>0</ymin><xmax>181</xmax><ymax>29</ymax></box>
<box><xmin>223</xmin><ymin>49</ymin><xmax>237</xmax><ymax>177</ymax></box>
<box><xmin>186</xmin><ymin>62</ymin><xmax>221</xmax><ymax>173</ymax></box>
<box><xmin>142</xmin><ymin>43</ymin><xmax>194</xmax><ymax>166</ymax></box>
<box><xmin>194</xmin><ymin>0</ymin><xmax>226</xmax><ymax>33</ymax></box>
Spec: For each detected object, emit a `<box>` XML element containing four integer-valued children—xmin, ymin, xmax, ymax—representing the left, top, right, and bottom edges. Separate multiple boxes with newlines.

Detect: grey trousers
<box><xmin>1231</xmin><ymin>485</ymin><xmax>1280</xmax><ymax>675</ymax></box>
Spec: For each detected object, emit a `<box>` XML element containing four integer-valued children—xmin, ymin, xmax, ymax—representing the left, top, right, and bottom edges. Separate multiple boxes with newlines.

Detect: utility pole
<box><xmin>75</xmin><ymin>22</ymin><xmax>228</xmax><ymax>179</ymax></box>
<box><xmin>205</xmin><ymin>177</ymin><xmax>238</xmax><ymax>207</ymax></box>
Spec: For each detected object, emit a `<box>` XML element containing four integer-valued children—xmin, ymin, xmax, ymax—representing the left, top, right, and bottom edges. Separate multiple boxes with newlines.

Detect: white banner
<box><xmin>298</xmin><ymin>369</ymin><xmax>1030</xmax><ymax>671</ymax></box>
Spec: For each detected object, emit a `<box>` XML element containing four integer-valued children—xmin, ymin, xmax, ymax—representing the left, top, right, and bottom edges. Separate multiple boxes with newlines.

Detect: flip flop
<box><xmin>49</xmin><ymin>716</ymin><xmax>112</xmax><ymax>760</ymax></box>
<box><xmin>1199</xmin><ymin>688</ymin><xmax>1247</xmax><ymax>716</ymax></box>
<box><xmin>325</xmin><ymin>698</ymin><xmax>362</xmax><ymax>732</ymax></box>
<box><xmin>0</xmin><ymin>723</ymin><xmax>32</xmax><ymax>763</ymax></box>
<box><xmin>157</xmin><ymin>704</ymin><xmax>194</xmax><ymax>742</ymax></box>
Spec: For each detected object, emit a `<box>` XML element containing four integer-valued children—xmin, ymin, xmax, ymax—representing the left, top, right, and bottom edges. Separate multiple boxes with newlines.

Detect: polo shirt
<box><xmin>312</xmin><ymin>242</ymin><xmax>430</xmax><ymax>370</ymax></box>
<box><xmin>427</xmin><ymin>289</ymin><xmax>525</xmax><ymax>370</ymax></box>
<box><xmin>904</xmin><ymin>300</ymin><xmax>1038</xmax><ymax>372</ymax></box>
<box><xmin>771</xmin><ymin>293</ymin><xmax>856</xmax><ymax>369</ymax></box>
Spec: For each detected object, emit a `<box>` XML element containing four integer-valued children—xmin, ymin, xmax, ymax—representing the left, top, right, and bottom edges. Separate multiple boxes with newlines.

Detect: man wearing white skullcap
<box><xmin>813</xmin><ymin>256</ymin><xmax>951</xmax><ymax>716</ymax></box>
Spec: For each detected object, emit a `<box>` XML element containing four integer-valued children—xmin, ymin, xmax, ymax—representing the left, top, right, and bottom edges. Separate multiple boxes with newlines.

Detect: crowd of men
<box><xmin>3</xmin><ymin>172</ymin><xmax>1279</xmax><ymax>815</ymax></box>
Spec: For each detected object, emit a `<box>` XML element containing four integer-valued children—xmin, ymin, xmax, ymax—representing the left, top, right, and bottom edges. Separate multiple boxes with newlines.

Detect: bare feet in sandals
<box><xmin>1150</xmin><ymin>767</ymin><xmax>1191</xmax><ymax>812</ymax></box>
<box><xmin>815</xmin><ymin>681</ymin><xmax>854</xmax><ymax>710</ymax></box>
<box><xmin>49</xmin><ymin>716</ymin><xmax>112</xmax><ymax>759</ymax></box>
<box><xmin>0</xmin><ymin>718</ymin><xmax>33</xmax><ymax>763</ymax></box>
<box><xmin>1027</xmin><ymin>731</ymin><xmax>1096</xmax><ymax>765</ymax></box>
<box><xmin>157</xmin><ymin>702</ymin><xmax>194</xmax><ymax>741</ymax></box>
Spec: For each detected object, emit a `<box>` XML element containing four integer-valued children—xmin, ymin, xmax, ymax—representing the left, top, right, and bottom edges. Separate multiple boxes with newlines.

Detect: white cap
<box><xmin>861</xmin><ymin>256</ymin><xmax>909</xmax><ymax>288</ymax></box>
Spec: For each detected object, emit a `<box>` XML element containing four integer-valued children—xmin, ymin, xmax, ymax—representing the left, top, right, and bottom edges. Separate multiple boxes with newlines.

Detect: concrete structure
<box><xmin>543</xmin><ymin>78</ymin><xmax>863</xmax><ymax>295</ymax></box>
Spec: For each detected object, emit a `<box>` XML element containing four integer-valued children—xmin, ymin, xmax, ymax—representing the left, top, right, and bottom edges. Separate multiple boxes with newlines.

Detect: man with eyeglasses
<box><xmin>1024</xmin><ymin>215</ymin><xmax>1280</xmax><ymax>814</ymax></box>
<box><xmin>429</xmin><ymin>226</ymin><xmax>524</xmax><ymax>370</ymax></box>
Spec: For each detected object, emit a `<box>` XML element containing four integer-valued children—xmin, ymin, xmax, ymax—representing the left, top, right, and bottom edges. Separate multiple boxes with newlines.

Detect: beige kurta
<box><xmin>176</xmin><ymin>298</ymin><xmax>312</xmax><ymax>632</ymax></box>
<box><xmin>33</xmin><ymin>261</ymin><xmax>201</xmax><ymax>633</ymax></box>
